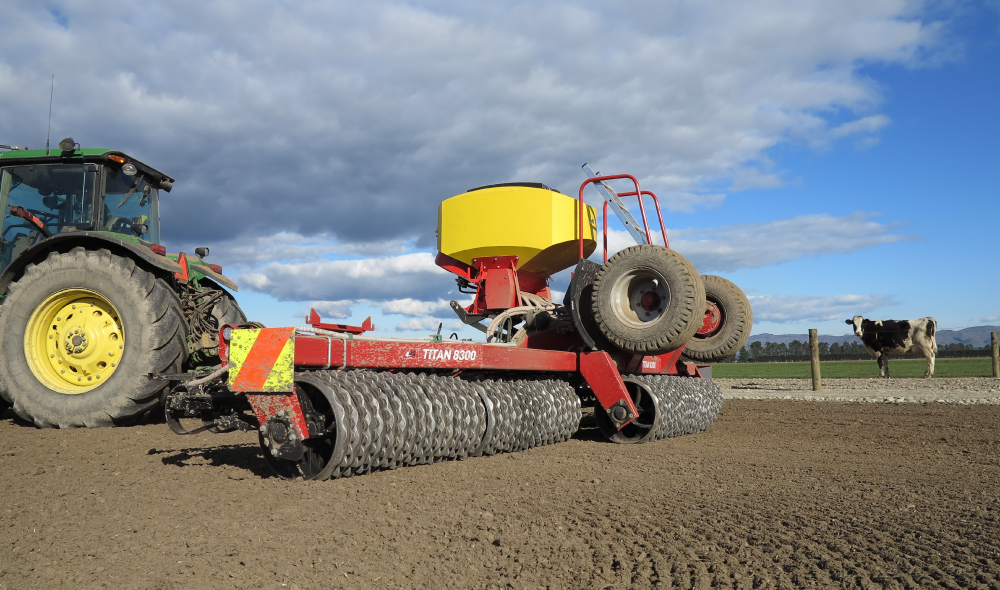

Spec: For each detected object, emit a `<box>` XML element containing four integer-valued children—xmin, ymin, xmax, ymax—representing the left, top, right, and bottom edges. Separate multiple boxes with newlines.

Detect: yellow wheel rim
<box><xmin>24</xmin><ymin>289</ymin><xmax>125</xmax><ymax>394</ymax></box>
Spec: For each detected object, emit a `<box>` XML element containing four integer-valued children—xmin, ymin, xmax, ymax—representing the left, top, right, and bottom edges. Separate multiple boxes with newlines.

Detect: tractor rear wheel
<box><xmin>591</xmin><ymin>245</ymin><xmax>705</xmax><ymax>355</ymax></box>
<box><xmin>212</xmin><ymin>287</ymin><xmax>246</xmax><ymax>327</ymax></box>
<box><xmin>683</xmin><ymin>275</ymin><xmax>753</xmax><ymax>362</ymax></box>
<box><xmin>0</xmin><ymin>248</ymin><xmax>187</xmax><ymax>427</ymax></box>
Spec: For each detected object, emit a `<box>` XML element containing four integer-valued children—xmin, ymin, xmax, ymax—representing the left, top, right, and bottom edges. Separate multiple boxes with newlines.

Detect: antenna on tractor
<box><xmin>45</xmin><ymin>74</ymin><xmax>54</xmax><ymax>155</ymax></box>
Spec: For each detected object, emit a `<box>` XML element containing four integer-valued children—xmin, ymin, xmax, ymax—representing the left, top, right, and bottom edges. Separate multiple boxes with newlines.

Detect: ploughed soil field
<box><xmin>2</xmin><ymin>378</ymin><xmax>999</xmax><ymax>589</ymax></box>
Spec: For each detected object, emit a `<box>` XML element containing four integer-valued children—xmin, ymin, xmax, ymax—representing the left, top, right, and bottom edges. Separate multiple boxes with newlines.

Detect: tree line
<box><xmin>714</xmin><ymin>340</ymin><xmax>993</xmax><ymax>363</ymax></box>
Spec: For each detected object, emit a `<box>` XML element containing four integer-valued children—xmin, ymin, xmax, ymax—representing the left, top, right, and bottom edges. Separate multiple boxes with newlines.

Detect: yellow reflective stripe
<box><xmin>260</xmin><ymin>334</ymin><xmax>295</xmax><ymax>393</ymax></box>
<box><xmin>226</xmin><ymin>328</ymin><xmax>296</xmax><ymax>393</ymax></box>
<box><xmin>227</xmin><ymin>328</ymin><xmax>260</xmax><ymax>389</ymax></box>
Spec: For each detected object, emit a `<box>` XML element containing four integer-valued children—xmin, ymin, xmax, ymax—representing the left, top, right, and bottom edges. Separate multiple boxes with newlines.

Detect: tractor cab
<box><xmin>0</xmin><ymin>140</ymin><xmax>172</xmax><ymax>274</ymax></box>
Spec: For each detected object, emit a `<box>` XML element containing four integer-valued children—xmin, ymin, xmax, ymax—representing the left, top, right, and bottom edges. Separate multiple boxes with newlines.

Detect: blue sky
<box><xmin>1</xmin><ymin>1</ymin><xmax>998</xmax><ymax>339</ymax></box>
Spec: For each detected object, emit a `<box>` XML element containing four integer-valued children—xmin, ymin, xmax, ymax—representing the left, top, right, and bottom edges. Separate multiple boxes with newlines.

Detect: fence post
<box><xmin>809</xmin><ymin>329</ymin><xmax>821</xmax><ymax>391</ymax></box>
<box><xmin>992</xmin><ymin>332</ymin><xmax>998</xmax><ymax>379</ymax></box>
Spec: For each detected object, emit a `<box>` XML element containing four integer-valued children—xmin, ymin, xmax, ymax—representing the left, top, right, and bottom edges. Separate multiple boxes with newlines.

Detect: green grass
<box><xmin>708</xmin><ymin>357</ymin><xmax>996</xmax><ymax>379</ymax></box>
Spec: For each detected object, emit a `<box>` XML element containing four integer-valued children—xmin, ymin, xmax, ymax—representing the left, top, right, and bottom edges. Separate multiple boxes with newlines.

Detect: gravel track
<box><xmin>718</xmin><ymin>377</ymin><xmax>1000</xmax><ymax>404</ymax></box>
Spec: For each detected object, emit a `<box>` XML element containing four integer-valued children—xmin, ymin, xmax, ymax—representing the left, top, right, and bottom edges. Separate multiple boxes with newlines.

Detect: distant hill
<box><xmin>748</xmin><ymin>326</ymin><xmax>1000</xmax><ymax>349</ymax></box>
<box><xmin>940</xmin><ymin>325</ymin><xmax>1000</xmax><ymax>347</ymax></box>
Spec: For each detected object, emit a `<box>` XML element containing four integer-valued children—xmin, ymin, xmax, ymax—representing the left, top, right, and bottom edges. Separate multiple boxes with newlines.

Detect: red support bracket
<box><xmin>247</xmin><ymin>391</ymin><xmax>311</xmax><ymax>442</ymax></box>
<box><xmin>579</xmin><ymin>351</ymin><xmax>639</xmax><ymax>430</ymax></box>
<box><xmin>306</xmin><ymin>309</ymin><xmax>374</xmax><ymax>335</ymax></box>
<box><xmin>434</xmin><ymin>251</ymin><xmax>474</xmax><ymax>281</ymax></box>
<box><xmin>473</xmin><ymin>256</ymin><xmax>521</xmax><ymax>311</ymax></box>
<box><xmin>436</xmin><ymin>251</ymin><xmax>554</xmax><ymax>315</ymax></box>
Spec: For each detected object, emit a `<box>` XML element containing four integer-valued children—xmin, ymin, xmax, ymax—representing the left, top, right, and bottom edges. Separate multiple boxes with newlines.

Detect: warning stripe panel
<box><xmin>228</xmin><ymin>327</ymin><xmax>295</xmax><ymax>393</ymax></box>
<box><xmin>225</xmin><ymin>328</ymin><xmax>259</xmax><ymax>383</ymax></box>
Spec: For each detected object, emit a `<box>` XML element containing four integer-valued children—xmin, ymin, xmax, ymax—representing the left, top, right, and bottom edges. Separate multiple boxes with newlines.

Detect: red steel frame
<box><xmin>228</xmin><ymin>174</ymin><xmax>708</xmax><ymax>443</ymax></box>
<box><xmin>220</xmin><ymin>316</ymin><xmax>704</xmax><ymax>443</ymax></box>
<box><xmin>284</xmin><ymin>331</ymin><xmax>697</xmax><ymax>378</ymax></box>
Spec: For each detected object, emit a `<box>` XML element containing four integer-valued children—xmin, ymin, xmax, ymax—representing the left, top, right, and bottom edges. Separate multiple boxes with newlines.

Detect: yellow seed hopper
<box><xmin>437</xmin><ymin>183</ymin><xmax>598</xmax><ymax>278</ymax></box>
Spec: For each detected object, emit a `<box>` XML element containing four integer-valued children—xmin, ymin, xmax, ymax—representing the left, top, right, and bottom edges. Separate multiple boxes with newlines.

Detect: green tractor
<box><xmin>0</xmin><ymin>139</ymin><xmax>245</xmax><ymax>427</ymax></box>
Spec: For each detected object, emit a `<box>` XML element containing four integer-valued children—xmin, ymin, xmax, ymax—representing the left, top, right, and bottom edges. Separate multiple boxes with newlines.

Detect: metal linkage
<box><xmin>164</xmin><ymin>380</ymin><xmax>257</xmax><ymax>436</ymax></box>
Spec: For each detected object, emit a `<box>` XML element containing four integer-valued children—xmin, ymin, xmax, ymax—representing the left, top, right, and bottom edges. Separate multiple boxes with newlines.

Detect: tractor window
<box><xmin>102</xmin><ymin>166</ymin><xmax>161</xmax><ymax>244</ymax></box>
<box><xmin>0</xmin><ymin>164</ymin><xmax>98</xmax><ymax>274</ymax></box>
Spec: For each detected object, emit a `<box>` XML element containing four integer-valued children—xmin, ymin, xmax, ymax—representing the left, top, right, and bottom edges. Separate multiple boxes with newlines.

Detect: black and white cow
<box><xmin>845</xmin><ymin>316</ymin><xmax>938</xmax><ymax>378</ymax></box>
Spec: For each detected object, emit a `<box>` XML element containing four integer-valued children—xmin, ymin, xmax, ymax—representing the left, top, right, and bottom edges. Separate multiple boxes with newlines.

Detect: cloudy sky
<box><xmin>2</xmin><ymin>1</ymin><xmax>997</xmax><ymax>339</ymax></box>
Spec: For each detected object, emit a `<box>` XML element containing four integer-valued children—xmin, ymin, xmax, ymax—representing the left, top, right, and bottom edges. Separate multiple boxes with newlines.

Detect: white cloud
<box><xmin>853</xmin><ymin>136</ymin><xmax>882</xmax><ymax>150</ymax></box>
<box><xmin>307</xmin><ymin>300</ymin><xmax>355</xmax><ymax>320</ymax></box>
<box><xmin>749</xmin><ymin>294</ymin><xmax>897</xmax><ymax>323</ymax></box>
<box><xmin>396</xmin><ymin>318</ymin><xmax>463</xmax><ymax>332</ymax></box>
<box><xmin>597</xmin><ymin>211</ymin><xmax>917</xmax><ymax>272</ymax></box>
<box><xmin>190</xmin><ymin>233</ymin><xmax>412</xmax><ymax>268</ymax></box>
<box><xmin>0</xmin><ymin>1</ymin><xmax>950</xmax><ymax>249</ymax></box>
<box><xmin>829</xmin><ymin>115</ymin><xmax>891</xmax><ymax>139</ymax></box>
<box><xmin>4</xmin><ymin>2</ymin><xmax>978</xmax><ymax>333</ymax></box>
<box><xmin>380</xmin><ymin>298</ymin><xmax>453</xmax><ymax>317</ymax></box>
<box><xmin>672</xmin><ymin>212</ymin><xmax>919</xmax><ymax>272</ymax></box>
<box><xmin>810</xmin><ymin>114</ymin><xmax>892</xmax><ymax>149</ymax></box>
<box><xmin>177</xmin><ymin>232</ymin><xmax>337</xmax><ymax>267</ymax></box>
<box><xmin>235</xmin><ymin>252</ymin><xmax>450</xmax><ymax>302</ymax></box>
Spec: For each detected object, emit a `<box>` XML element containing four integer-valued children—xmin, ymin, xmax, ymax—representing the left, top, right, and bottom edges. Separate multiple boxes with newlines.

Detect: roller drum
<box><xmin>637</xmin><ymin>374</ymin><xmax>722</xmax><ymax>441</ymax></box>
<box><xmin>279</xmin><ymin>371</ymin><xmax>583</xmax><ymax>480</ymax></box>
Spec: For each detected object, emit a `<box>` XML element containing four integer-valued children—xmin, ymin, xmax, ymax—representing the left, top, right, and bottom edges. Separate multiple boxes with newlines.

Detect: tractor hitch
<box><xmin>163</xmin><ymin>378</ymin><xmax>257</xmax><ymax>436</ymax></box>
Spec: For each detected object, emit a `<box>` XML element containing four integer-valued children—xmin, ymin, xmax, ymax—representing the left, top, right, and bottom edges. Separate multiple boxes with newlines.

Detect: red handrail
<box><xmin>617</xmin><ymin>190</ymin><xmax>669</xmax><ymax>248</ymax></box>
<box><xmin>578</xmin><ymin>174</ymin><xmax>668</xmax><ymax>261</ymax></box>
<box><xmin>602</xmin><ymin>191</ymin><xmax>669</xmax><ymax>262</ymax></box>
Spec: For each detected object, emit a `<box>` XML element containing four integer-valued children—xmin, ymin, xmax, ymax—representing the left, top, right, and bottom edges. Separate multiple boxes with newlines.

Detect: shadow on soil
<box><xmin>148</xmin><ymin>443</ymin><xmax>276</xmax><ymax>478</ymax></box>
<box><xmin>572</xmin><ymin>412</ymin><xmax>610</xmax><ymax>443</ymax></box>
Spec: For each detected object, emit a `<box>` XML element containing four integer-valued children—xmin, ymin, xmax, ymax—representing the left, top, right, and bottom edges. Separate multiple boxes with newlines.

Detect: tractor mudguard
<box><xmin>0</xmin><ymin>232</ymin><xmax>235</xmax><ymax>295</ymax></box>
<box><xmin>191</xmin><ymin>261</ymin><xmax>238</xmax><ymax>291</ymax></box>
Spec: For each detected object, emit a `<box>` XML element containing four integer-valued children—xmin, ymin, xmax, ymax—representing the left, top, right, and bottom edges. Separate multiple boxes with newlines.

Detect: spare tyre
<box><xmin>591</xmin><ymin>245</ymin><xmax>705</xmax><ymax>355</ymax></box>
<box><xmin>683</xmin><ymin>275</ymin><xmax>753</xmax><ymax>362</ymax></box>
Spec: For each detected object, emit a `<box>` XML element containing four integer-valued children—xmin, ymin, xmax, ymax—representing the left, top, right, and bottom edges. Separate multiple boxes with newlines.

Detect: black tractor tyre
<box><xmin>683</xmin><ymin>275</ymin><xmax>753</xmax><ymax>363</ymax></box>
<box><xmin>591</xmin><ymin>245</ymin><xmax>705</xmax><ymax>355</ymax></box>
<box><xmin>211</xmin><ymin>286</ymin><xmax>247</xmax><ymax>327</ymax></box>
<box><xmin>0</xmin><ymin>248</ymin><xmax>187</xmax><ymax>428</ymax></box>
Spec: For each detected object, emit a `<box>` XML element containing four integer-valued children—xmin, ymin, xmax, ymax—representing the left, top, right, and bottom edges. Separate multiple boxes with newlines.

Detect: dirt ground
<box><xmin>2</xmin><ymin>379</ymin><xmax>999</xmax><ymax>589</ymax></box>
